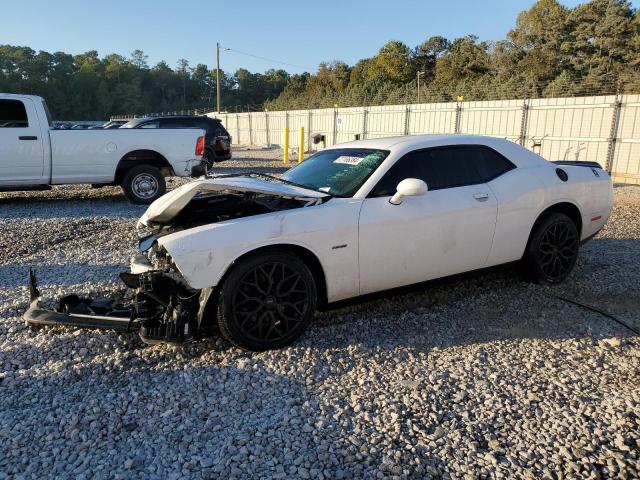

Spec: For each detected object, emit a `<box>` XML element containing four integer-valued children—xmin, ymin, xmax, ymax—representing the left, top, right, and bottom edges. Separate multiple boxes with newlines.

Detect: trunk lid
<box><xmin>138</xmin><ymin>175</ymin><xmax>328</xmax><ymax>227</ymax></box>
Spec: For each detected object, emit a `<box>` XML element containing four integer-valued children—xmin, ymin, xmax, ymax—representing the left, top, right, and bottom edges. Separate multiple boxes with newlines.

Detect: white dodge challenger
<box><xmin>26</xmin><ymin>135</ymin><xmax>613</xmax><ymax>351</ymax></box>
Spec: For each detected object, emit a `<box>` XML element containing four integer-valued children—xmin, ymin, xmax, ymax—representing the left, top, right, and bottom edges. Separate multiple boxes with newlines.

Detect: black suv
<box><xmin>123</xmin><ymin>116</ymin><xmax>232</xmax><ymax>166</ymax></box>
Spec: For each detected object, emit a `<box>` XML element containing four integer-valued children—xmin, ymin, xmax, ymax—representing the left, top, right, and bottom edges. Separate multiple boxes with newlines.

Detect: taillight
<box><xmin>195</xmin><ymin>135</ymin><xmax>205</xmax><ymax>156</ymax></box>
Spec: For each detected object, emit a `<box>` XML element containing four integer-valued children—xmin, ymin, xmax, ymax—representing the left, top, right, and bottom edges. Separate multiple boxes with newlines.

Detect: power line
<box><xmin>223</xmin><ymin>47</ymin><xmax>315</xmax><ymax>72</ymax></box>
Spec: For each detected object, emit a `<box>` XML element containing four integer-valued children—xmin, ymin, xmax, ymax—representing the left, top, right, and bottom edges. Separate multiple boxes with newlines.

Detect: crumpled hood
<box><xmin>138</xmin><ymin>176</ymin><xmax>328</xmax><ymax>227</ymax></box>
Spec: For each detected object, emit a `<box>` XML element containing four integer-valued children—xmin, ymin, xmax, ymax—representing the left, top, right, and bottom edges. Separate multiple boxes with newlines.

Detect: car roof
<box><xmin>327</xmin><ymin>134</ymin><xmax>545</xmax><ymax>168</ymax></box>
<box><xmin>128</xmin><ymin>115</ymin><xmax>220</xmax><ymax>124</ymax></box>
<box><xmin>329</xmin><ymin>134</ymin><xmax>495</xmax><ymax>149</ymax></box>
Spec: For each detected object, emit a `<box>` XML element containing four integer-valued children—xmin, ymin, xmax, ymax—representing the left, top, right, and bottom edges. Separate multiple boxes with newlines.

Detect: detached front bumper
<box><xmin>22</xmin><ymin>266</ymin><xmax>204</xmax><ymax>345</ymax></box>
<box><xmin>23</xmin><ymin>269</ymin><xmax>134</xmax><ymax>331</ymax></box>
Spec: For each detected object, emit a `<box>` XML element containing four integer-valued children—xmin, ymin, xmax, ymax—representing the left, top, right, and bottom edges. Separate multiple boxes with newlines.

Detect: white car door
<box><xmin>0</xmin><ymin>98</ymin><xmax>45</xmax><ymax>185</ymax></box>
<box><xmin>358</xmin><ymin>146</ymin><xmax>500</xmax><ymax>295</ymax></box>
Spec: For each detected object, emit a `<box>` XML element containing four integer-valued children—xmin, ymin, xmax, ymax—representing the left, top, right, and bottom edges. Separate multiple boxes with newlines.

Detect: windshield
<box><xmin>281</xmin><ymin>148</ymin><xmax>389</xmax><ymax>197</ymax></box>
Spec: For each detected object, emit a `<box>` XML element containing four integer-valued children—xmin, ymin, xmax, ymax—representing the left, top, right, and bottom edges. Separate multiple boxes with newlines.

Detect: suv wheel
<box><xmin>121</xmin><ymin>165</ymin><xmax>166</xmax><ymax>204</ymax></box>
<box><xmin>217</xmin><ymin>252</ymin><xmax>317</xmax><ymax>351</ymax></box>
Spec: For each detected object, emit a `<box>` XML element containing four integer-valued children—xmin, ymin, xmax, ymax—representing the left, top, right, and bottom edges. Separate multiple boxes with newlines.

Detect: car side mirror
<box><xmin>389</xmin><ymin>178</ymin><xmax>428</xmax><ymax>205</ymax></box>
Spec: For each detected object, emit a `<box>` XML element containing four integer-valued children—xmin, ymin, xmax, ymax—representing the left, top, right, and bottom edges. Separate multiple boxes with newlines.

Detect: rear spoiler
<box><xmin>551</xmin><ymin>160</ymin><xmax>603</xmax><ymax>169</ymax></box>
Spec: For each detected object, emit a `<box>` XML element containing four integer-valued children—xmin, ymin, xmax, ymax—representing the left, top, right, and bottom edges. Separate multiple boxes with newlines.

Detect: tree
<box><xmin>367</xmin><ymin>41</ymin><xmax>413</xmax><ymax>84</ymax></box>
<box><xmin>414</xmin><ymin>36</ymin><xmax>450</xmax><ymax>79</ymax></box>
<box><xmin>130</xmin><ymin>49</ymin><xmax>148</xmax><ymax>69</ymax></box>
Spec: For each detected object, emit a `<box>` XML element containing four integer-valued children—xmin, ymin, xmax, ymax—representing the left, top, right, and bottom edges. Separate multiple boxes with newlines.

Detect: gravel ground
<box><xmin>0</xmin><ymin>147</ymin><xmax>639</xmax><ymax>479</ymax></box>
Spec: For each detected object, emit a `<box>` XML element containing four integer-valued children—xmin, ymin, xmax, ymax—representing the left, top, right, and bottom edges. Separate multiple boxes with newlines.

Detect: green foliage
<box><xmin>267</xmin><ymin>0</ymin><xmax>640</xmax><ymax>110</ymax></box>
<box><xmin>0</xmin><ymin>47</ymin><xmax>290</xmax><ymax>119</ymax></box>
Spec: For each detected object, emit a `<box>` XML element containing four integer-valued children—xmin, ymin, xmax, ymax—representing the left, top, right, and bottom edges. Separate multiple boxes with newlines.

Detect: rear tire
<box><xmin>524</xmin><ymin>212</ymin><xmax>580</xmax><ymax>284</ymax></box>
<box><xmin>217</xmin><ymin>252</ymin><xmax>317</xmax><ymax>351</ymax></box>
<box><xmin>121</xmin><ymin>165</ymin><xmax>166</xmax><ymax>204</ymax></box>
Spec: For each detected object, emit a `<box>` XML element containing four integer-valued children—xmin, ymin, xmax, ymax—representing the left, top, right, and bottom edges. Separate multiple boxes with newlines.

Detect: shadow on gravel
<box><xmin>304</xmin><ymin>238</ymin><xmax>640</xmax><ymax>353</ymax></box>
<box><xmin>0</xmin><ymin>355</ymin><xmax>451</xmax><ymax>478</ymax></box>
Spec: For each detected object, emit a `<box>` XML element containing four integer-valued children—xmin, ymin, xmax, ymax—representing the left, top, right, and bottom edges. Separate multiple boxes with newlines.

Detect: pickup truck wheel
<box><xmin>217</xmin><ymin>252</ymin><xmax>317</xmax><ymax>351</ymax></box>
<box><xmin>121</xmin><ymin>165</ymin><xmax>166</xmax><ymax>204</ymax></box>
<box><xmin>524</xmin><ymin>212</ymin><xmax>579</xmax><ymax>284</ymax></box>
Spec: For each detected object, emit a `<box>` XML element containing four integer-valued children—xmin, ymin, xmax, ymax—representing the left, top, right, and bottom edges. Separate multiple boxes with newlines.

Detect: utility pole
<box><xmin>216</xmin><ymin>42</ymin><xmax>221</xmax><ymax>114</ymax></box>
<box><xmin>417</xmin><ymin>71</ymin><xmax>425</xmax><ymax>104</ymax></box>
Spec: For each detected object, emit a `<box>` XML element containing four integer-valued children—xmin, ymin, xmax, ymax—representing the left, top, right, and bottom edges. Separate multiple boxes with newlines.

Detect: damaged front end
<box><xmin>23</xmin><ymin>173</ymin><xmax>329</xmax><ymax>344</ymax></box>
<box><xmin>24</xmin><ymin>266</ymin><xmax>205</xmax><ymax>345</ymax></box>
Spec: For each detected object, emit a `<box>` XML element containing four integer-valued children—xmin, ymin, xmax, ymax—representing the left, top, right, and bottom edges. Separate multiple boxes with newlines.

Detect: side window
<box><xmin>369</xmin><ymin>147</ymin><xmax>484</xmax><ymax>197</ymax></box>
<box><xmin>0</xmin><ymin>100</ymin><xmax>29</xmax><ymax>128</ymax></box>
<box><xmin>162</xmin><ymin>119</ymin><xmax>197</xmax><ymax>129</ymax></box>
<box><xmin>369</xmin><ymin>153</ymin><xmax>425</xmax><ymax>197</ymax></box>
<box><xmin>140</xmin><ymin>121</ymin><xmax>159</xmax><ymax>129</ymax></box>
<box><xmin>470</xmin><ymin>147</ymin><xmax>515</xmax><ymax>182</ymax></box>
<box><xmin>419</xmin><ymin>148</ymin><xmax>482</xmax><ymax>190</ymax></box>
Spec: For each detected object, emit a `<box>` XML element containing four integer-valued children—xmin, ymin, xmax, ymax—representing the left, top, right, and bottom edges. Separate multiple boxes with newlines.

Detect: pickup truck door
<box><xmin>0</xmin><ymin>98</ymin><xmax>46</xmax><ymax>185</ymax></box>
<box><xmin>358</xmin><ymin>146</ymin><xmax>499</xmax><ymax>295</ymax></box>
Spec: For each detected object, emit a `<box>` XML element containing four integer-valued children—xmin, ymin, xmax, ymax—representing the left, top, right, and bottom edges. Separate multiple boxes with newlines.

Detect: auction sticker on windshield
<box><xmin>334</xmin><ymin>155</ymin><xmax>365</xmax><ymax>165</ymax></box>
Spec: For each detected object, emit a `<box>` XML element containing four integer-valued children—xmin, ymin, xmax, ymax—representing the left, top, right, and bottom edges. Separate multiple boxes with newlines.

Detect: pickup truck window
<box><xmin>0</xmin><ymin>99</ymin><xmax>28</xmax><ymax>128</ymax></box>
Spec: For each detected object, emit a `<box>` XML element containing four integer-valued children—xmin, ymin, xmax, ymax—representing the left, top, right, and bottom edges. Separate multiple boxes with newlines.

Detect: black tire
<box><xmin>524</xmin><ymin>212</ymin><xmax>580</xmax><ymax>284</ymax></box>
<box><xmin>217</xmin><ymin>252</ymin><xmax>317</xmax><ymax>351</ymax></box>
<box><xmin>121</xmin><ymin>165</ymin><xmax>166</xmax><ymax>204</ymax></box>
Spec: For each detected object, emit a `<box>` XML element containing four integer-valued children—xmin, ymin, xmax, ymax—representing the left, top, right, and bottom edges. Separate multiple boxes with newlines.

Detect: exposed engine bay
<box><xmin>147</xmin><ymin>192</ymin><xmax>309</xmax><ymax>235</ymax></box>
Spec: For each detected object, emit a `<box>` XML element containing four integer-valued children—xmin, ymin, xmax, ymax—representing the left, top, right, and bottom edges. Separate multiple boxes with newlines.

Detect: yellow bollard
<box><xmin>298</xmin><ymin>127</ymin><xmax>305</xmax><ymax>163</ymax></box>
<box><xmin>283</xmin><ymin>127</ymin><xmax>289</xmax><ymax>164</ymax></box>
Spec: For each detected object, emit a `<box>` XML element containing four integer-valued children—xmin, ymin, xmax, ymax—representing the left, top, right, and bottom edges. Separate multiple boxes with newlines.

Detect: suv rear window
<box><xmin>214</xmin><ymin>122</ymin><xmax>229</xmax><ymax>136</ymax></box>
<box><xmin>0</xmin><ymin>99</ymin><xmax>28</xmax><ymax>128</ymax></box>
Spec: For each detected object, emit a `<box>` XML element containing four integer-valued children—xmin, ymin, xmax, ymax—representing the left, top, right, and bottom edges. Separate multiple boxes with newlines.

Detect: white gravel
<box><xmin>0</xmin><ymin>147</ymin><xmax>639</xmax><ymax>479</ymax></box>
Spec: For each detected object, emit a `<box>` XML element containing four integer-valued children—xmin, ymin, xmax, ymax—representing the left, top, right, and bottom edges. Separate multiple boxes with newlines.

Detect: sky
<box><xmin>2</xmin><ymin>0</ymin><xmax>637</xmax><ymax>75</ymax></box>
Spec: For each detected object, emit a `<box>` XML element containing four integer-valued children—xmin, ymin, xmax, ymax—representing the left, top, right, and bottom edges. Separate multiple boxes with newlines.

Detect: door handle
<box><xmin>473</xmin><ymin>193</ymin><xmax>490</xmax><ymax>202</ymax></box>
<box><xmin>19</xmin><ymin>136</ymin><xmax>38</xmax><ymax>140</ymax></box>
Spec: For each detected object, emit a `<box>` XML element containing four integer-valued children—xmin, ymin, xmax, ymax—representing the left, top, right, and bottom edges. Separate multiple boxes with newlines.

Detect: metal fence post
<box><xmin>265</xmin><ymin>111</ymin><xmax>270</xmax><ymax>147</ymax></box>
<box><xmin>606</xmin><ymin>94</ymin><xmax>623</xmax><ymax>174</ymax></box>
<box><xmin>362</xmin><ymin>106</ymin><xmax>368</xmax><ymax>139</ymax></box>
<box><xmin>236</xmin><ymin>114</ymin><xmax>240</xmax><ymax>144</ymax></box>
<box><xmin>248</xmin><ymin>112</ymin><xmax>253</xmax><ymax>145</ymax></box>
<box><xmin>454</xmin><ymin>102</ymin><xmax>463</xmax><ymax>134</ymax></box>
<box><xmin>519</xmin><ymin>99</ymin><xmax>530</xmax><ymax>147</ymax></box>
<box><xmin>404</xmin><ymin>104</ymin><xmax>410</xmax><ymax>135</ymax></box>
<box><xmin>307</xmin><ymin>110</ymin><xmax>312</xmax><ymax>152</ymax></box>
<box><xmin>332</xmin><ymin>107</ymin><xmax>338</xmax><ymax>146</ymax></box>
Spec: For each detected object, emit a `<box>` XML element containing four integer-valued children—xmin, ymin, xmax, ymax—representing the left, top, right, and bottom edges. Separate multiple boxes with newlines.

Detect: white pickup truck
<box><xmin>0</xmin><ymin>94</ymin><xmax>207</xmax><ymax>203</ymax></box>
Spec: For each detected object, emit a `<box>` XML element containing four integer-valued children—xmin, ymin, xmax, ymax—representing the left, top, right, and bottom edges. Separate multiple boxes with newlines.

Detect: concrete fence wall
<box><xmin>212</xmin><ymin>94</ymin><xmax>640</xmax><ymax>185</ymax></box>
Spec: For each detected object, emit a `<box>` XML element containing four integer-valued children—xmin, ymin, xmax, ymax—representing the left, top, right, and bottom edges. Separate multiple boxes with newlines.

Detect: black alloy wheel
<box><xmin>525</xmin><ymin>212</ymin><xmax>579</xmax><ymax>284</ymax></box>
<box><xmin>217</xmin><ymin>252</ymin><xmax>317</xmax><ymax>351</ymax></box>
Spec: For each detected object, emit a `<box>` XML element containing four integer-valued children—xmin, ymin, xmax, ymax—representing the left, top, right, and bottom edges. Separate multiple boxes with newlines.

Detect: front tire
<box><xmin>121</xmin><ymin>165</ymin><xmax>166</xmax><ymax>204</ymax></box>
<box><xmin>524</xmin><ymin>212</ymin><xmax>580</xmax><ymax>284</ymax></box>
<box><xmin>217</xmin><ymin>252</ymin><xmax>317</xmax><ymax>351</ymax></box>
